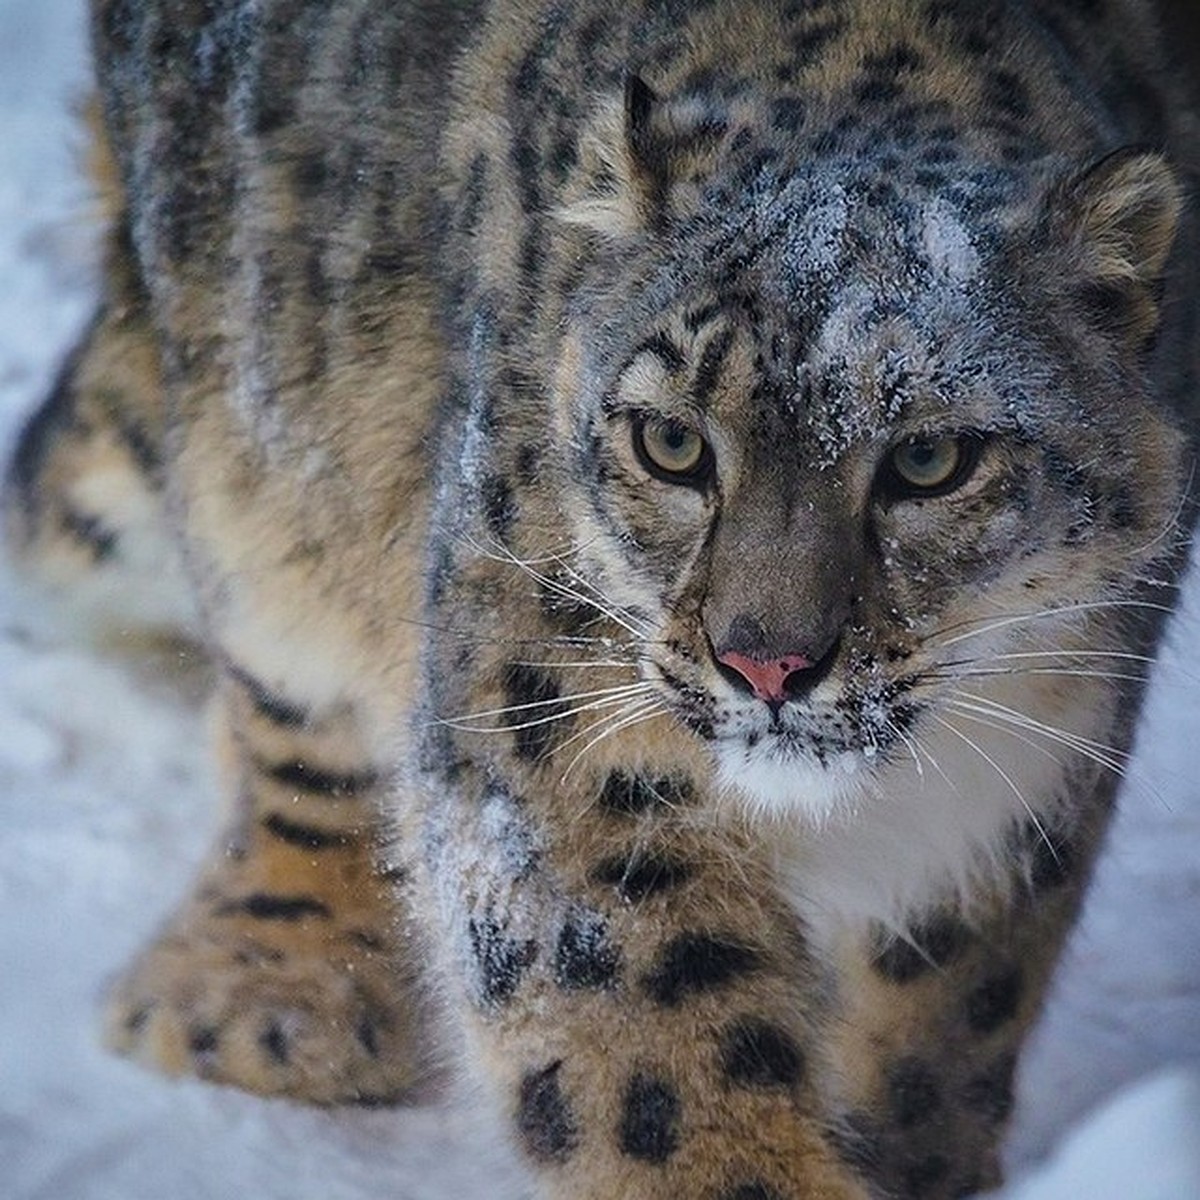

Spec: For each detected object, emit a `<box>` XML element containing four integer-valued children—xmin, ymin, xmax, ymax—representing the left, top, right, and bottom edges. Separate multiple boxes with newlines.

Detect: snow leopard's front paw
<box><xmin>105</xmin><ymin>909</ymin><xmax>433</xmax><ymax>1106</ymax></box>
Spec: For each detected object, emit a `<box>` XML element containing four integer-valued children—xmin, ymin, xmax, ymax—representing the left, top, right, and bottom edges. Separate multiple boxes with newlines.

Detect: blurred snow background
<box><xmin>0</xmin><ymin>2</ymin><xmax>1197</xmax><ymax>1197</ymax></box>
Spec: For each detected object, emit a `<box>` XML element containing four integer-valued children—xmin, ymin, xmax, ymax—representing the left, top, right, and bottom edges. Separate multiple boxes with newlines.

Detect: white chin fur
<box><xmin>714</xmin><ymin>740</ymin><xmax>870</xmax><ymax>824</ymax></box>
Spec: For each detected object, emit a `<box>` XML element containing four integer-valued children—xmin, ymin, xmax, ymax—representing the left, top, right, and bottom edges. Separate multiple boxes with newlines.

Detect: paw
<box><xmin>105</xmin><ymin>922</ymin><xmax>432</xmax><ymax>1105</ymax></box>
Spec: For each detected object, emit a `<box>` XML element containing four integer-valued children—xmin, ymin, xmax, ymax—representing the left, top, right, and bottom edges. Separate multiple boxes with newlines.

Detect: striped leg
<box><xmin>105</xmin><ymin>665</ymin><xmax>433</xmax><ymax>1105</ymax></box>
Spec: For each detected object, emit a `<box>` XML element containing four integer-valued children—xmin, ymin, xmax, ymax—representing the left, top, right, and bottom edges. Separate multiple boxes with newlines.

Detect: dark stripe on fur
<box><xmin>4</xmin><ymin>309</ymin><xmax>98</xmax><ymax>514</ymax></box>
<box><xmin>257</xmin><ymin>756</ymin><xmax>379</xmax><ymax>796</ymax></box>
<box><xmin>261</xmin><ymin>812</ymin><xmax>352</xmax><ymax>849</ymax></box>
<box><xmin>229</xmin><ymin>665</ymin><xmax>310</xmax><ymax>728</ymax></box>
<box><xmin>216</xmin><ymin>893</ymin><xmax>332</xmax><ymax>921</ymax></box>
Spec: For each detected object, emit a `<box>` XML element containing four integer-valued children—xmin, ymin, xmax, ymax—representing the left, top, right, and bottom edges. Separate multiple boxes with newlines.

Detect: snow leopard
<box><xmin>6</xmin><ymin>1</ymin><xmax>1199</xmax><ymax>1197</ymax></box>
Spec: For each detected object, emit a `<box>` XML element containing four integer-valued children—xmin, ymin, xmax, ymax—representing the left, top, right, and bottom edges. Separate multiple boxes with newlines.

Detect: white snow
<box><xmin>1</xmin><ymin>3</ymin><xmax>1197</xmax><ymax>1197</ymax></box>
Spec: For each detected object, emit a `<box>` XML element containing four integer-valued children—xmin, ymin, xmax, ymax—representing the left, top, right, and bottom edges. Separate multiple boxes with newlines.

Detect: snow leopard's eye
<box><xmin>883</xmin><ymin>434</ymin><xmax>981</xmax><ymax>498</ymax></box>
<box><xmin>634</xmin><ymin>415</ymin><xmax>713</xmax><ymax>486</ymax></box>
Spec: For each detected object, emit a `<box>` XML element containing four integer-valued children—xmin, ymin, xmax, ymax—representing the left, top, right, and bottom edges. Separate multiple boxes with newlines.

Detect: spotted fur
<box><xmin>5</xmin><ymin>1</ymin><xmax>1200</xmax><ymax>1197</ymax></box>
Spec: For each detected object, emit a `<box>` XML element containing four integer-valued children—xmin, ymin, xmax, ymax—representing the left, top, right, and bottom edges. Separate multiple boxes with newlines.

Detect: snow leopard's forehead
<box><xmin>589</xmin><ymin>162</ymin><xmax>1037</xmax><ymax>475</ymax></box>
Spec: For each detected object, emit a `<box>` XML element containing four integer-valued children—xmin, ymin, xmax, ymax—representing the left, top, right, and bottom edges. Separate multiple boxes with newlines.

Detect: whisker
<box><xmin>943</xmin><ymin>695</ymin><xmax>1128</xmax><ymax>777</ymax></box>
<box><xmin>945</xmin><ymin>648</ymin><xmax>1162</xmax><ymax>667</ymax></box>
<box><xmin>432</xmin><ymin>684</ymin><xmax>656</xmax><ymax>736</ymax></box>
<box><xmin>888</xmin><ymin>720</ymin><xmax>925</xmax><ymax>780</ymax></box>
<box><xmin>387</xmin><ymin>611</ymin><xmax>635</xmax><ymax>650</ymax></box>
<box><xmin>924</xmin><ymin>666</ymin><xmax>1150</xmax><ymax>686</ymax></box>
<box><xmin>930</xmin><ymin>712</ymin><xmax>1058</xmax><ymax>864</ymax></box>
<box><xmin>462</xmin><ymin>533</ymin><xmax>653</xmax><ymax>640</ymax></box>
<box><xmin>509</xmin><ymin>657</ymin><xmax>641</xmax><ymax>671</ymax></box>
<box><xmin>559</xmin><ymin>699</ymin><xmax>669</xmax><ymax>782</ymax></box>
<box><xmin>931</xmin><ymin>598</ymin><xmax>1178</xmax><ymax>651</ymax></box>
<box><xmin>434</xmin><ymin>680</ymin><xmax>653</xmax><ymax>727</ymax></box>
<box><xmin>942</xmin><ymin>701</ymin><xmax>1070</xmax><ymax>772</ymax></box>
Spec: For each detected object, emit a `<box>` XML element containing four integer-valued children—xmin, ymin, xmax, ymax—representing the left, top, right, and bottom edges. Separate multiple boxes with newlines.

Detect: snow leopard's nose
<box><xmin>711</xmin><ymin>615</ymin><xmax>841</xmax><ymax>704</ymax></box>
<box><xmin>714</xmin><ymin>649</ymin><xmax>814</xmax><ymax>703</ymax></box>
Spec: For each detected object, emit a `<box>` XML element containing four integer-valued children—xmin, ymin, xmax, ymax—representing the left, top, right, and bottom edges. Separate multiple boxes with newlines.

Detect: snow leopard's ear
<box><xmin>556</xmin><ymin>74</ymin><xmax>729</xmax><ymax>238</ymax></box>
<box><xmin>1061</xmin><ymin>148</ymin><xmax>1184</xmax><ymax>343</ymax></box>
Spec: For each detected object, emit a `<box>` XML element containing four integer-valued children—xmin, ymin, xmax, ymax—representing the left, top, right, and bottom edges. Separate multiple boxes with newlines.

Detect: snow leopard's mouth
<box><xmin>652</xmin><ymin>656</ymin><xmax>923</xmax><ymax>818</ymax></box>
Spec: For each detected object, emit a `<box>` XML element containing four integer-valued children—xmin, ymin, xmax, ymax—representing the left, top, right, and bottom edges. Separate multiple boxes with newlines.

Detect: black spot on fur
<box><xmin>511</xmin><ymin>5</ymin><xmax>569</xmax><ymax>100</ymax></box>
<box><xmin>718</xmin><ymin>1017</ymin><xmax>805</xmax><ymax>1089</ymax></box>
<box><xmin>870</xmin><ymin>913</ymin><xmax>971</xmax><ymax>983</ymax></box>
<box><xmin>259</xmin><ymin>1021</ymin><xmax>290</xmax><ymax>1065</ymax></box>
<box><xmin>457</xmin><ymin>151</ymin><xmax>489</xmax><ymax>236</ymax></box>
<box><xmin>593</xmin><ymin>851</ymin><xmax>693</xmax><ymax>902</ymax></box>
<box><xmin>633</xmin><ymin>332</ymin><xmax>687</xmax><ymax>374</ymax></box>
<box><xmin>63</xmin><ymin>509</ymin><xmax>119</xmax><ymax>562</ymax></box>
<box><xmin>537</xmin><ymin>583</ymin><xmax>595</xmax><ymax>633</ymax></box>
<box><xmin>961</xmin><ymin>1052</ymin><xmax>1017</xmax><ymax>1123</ymax></box>
<box><xmin>863</xmin><ymin>44</ymin><xmax>924</xmax><ymax>74</ymax></box>
<box><xmin>644</xmin><ymin>933</ymin><xmax>760</xmax><ymax>1006</ymax></box>
<box><xmin>261</xmin><ymin>813</ymin><xmax>351</xmax><ymax>850</ymax></box>
<box><xmin>5</xmin><ymin>318</ymin><xmax>93</xmax><ymax>512</ymax></box>
<box><xmin>789</xmin><ymin>20</ymin><xmax>846</xmax><ymax>70</ymax></box>
<box><xmin>554</xmin><ymin>908</ymin><xmax>621</xmax><ymax>990</ymax></box>
<box><xmin>599</xmin><ymin>771</ymin><xmax>694</xmax><ymax>816</ymax></box>
<box><xmin>855</xmin><ymin>76</ymin><xmax>903</xmax><ymax>105</ymax></box>
<box><xmin>984</xmin><ymin>69</ymin><xmax>1031</xmax><ymax>119</ymax></box>
<box><xmin>189</xmin><ymin>1026</ymin><xmax>219</xmax><ymax>1057</ymax></box>
<box><xmin>518</xmin><ymin>1061</ymin><xmax>579</xmax><ymax>1162</ymax></box>
<box><xmin>124</xmin><ymin>1005</ymin><xmax>151</xmax><ymax>1035</ymax></box>
<box><xmin>502</xmin><ymin>664</ymin><xmax>564</xmax><ymax>762</ymax></box>
<box><xmin>217</xmin><ymin>893</ymin><xmax>332</xmax><ymax>921</ymax></box>
<box><xmin>481</xmin><ymin>473</ymin><xmax>517</xmax><ymax>540</ymax></box>
<box><xmin>966</xmin><ymin>967</ymin><xmax>1024</xmax><ymax>1033</ymax></box>
<box><xmin>516</xmin><ymin>442</ymin><xmax>542</xmax><ymax>484</ymax></box>
<box><xmin>468</xmin><ymin>911</ymin><xmax>538</xmax><ymax>1009</ymax></box>
<box><xmin>921</xmin><ymin>143</ymin><xmax>959</xmax><ymax>164</ymax></box>
<box><xmin>98</xmin><ymin>0</ymin><xmax>138</xmax><ymax>51</ymax></box>
<box><xmin>887</xmin><ymin>1057</ymin><xmax>943</xmax><ymax>1127</ymax></box>
<box><xmin>355</xmin><ymin>1014</ymin><xmax>381</xmax><ymax>1058</ymax></box>
<box><xmin>770</xmin><ymin>96</ymin><xmax>807</xmax><ymax>132</ymax></box>
<box><xmin>620</xmin><ymin>1074</ymin><xmax>681</xmax><ymax>1163</ymax></box>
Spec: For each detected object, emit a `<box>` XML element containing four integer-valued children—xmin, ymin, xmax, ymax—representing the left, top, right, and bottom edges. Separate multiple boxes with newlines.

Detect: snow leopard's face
<box><xmin>556</xmin><ymin>141</ymin><xmax>1184</xmax><ymax>821</ymax></box>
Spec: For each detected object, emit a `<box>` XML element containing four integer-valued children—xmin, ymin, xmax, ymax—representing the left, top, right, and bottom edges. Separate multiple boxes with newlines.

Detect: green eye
<box><xmin>886</xmin><ymin>435</ymin><xmax>979</xmax><ymax>496</ymax></box>
<box><xmin>634</xmin><ymin>416</ymin><xmax>713</xmax><ymax>484</ymax></box>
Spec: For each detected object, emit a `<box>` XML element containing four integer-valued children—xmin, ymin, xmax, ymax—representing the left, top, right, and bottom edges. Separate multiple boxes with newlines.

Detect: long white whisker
<box><xmin>463</xmin><ymin>533</ymin><xmax>653</xmax><ymax>639</ymax></box>
<box><xmin>933</xmin><ymin>598</ymin><xmax>1177</xmax><ymax>650</ymax></box>
<box><xmin>510</xmin><ymin>658</ymin><xmax>640</xmax><ymax>671</ymax></box>
<box><xmin>944</xmin><ymin>695</ymin><xmax>1128</xmax><ymax>777</ymax></box>
<box><xmin>930</xmin><ymin>712</ymin><xmax>1058</xmax><ymax>863</ymax></box>
<box><xmin>433</xmin><ymin>683</ymin><xmax>655</xmax><ymax>735</ymax></box>
<box><xmin>436</xmin><ymin>681</ymin><xmax>650</xmax><ymax>725</ymax></box>
<box><xmin>559</xmin><ymin>698</ymin><xmax>669</xmax><ymax>781</ymax></box>
<box><xmin>929</xmin><ymin>666</ymin><xmax>1149</xmax><ymax>686</ymax></box>
<box><xmin>943</xmin><ymin>700</ymin><xmax>1069</xmax><ymax>771</ymax></box>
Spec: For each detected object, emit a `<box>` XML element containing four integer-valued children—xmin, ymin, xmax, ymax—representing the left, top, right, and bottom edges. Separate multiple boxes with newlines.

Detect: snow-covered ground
<box><xmin>1</xmin><ymin>3</ymin><xmax>1197</xmax><ymax>1198</ymax></box>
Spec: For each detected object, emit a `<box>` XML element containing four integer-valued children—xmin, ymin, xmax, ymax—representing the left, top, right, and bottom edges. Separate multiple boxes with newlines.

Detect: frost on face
<box><xmin>779</xmin><ymin>181</ymin><xmax>849</xmax><ymax>289</ymax></box>
<box><xmin>788</xmin><ymin>191</ymin><xmax>985</xmax><ymax>469</ymax></box>
<box><xmin>921</xmin><ymin>197</ymin><xmax>980</xmax><ymax>286</ymax></box>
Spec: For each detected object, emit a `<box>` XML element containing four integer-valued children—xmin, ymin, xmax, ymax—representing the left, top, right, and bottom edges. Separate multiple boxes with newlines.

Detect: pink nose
<box><xmin>715</xmin><ymin>650</ymin><xmax>814</xmax><ymax>703</ymax></box>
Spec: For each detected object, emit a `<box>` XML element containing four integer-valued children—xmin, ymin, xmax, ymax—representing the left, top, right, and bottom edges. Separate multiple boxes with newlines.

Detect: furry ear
<box><xmin>557</xmin><ymin>74</ymin><xmax>727</xmax><ymax>238</ymax></box>
<box><xmin>1063</xmin><ymin>148</ymin><xmax>1183</xmax><ymax>342</ymax></box>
